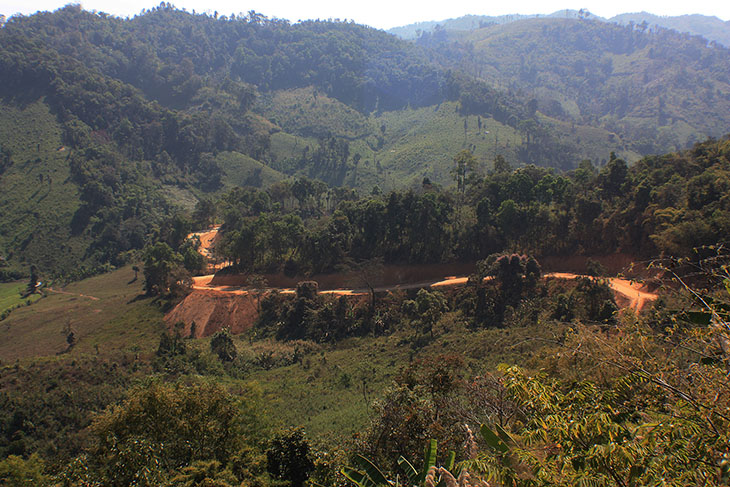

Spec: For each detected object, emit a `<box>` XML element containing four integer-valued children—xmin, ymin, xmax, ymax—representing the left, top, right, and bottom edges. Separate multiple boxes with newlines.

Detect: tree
<box><xmin>348</xmin><ymin>257</ymin><xmax>384</xmax><ymax>314</ymax></box>
<box><xmin>143</xmin><ymin>242</ymin><xmax>186</xmax><ymax>296</ymax></box>
<box><xmin>474</xmin><ymin>362</ymin><xmax>730</xmax><ymax>486</ymax></box>
<box><xmin>87</xmin><ymin>381</ymin><xmax>267</xmax><ymax>486</ymax></box>
<box><xmin>415</xmin><ymin>289</ymin><xmax>447</xmax><ymax>338</ymax></box>
<box><xmin>452</xmin><ymin>149</ymin><xmax>477</xmax><ymax>195</ymax></box>
<box><xmin>192</xmin><ymin>198</ymin><xmax>217</xmax><ymax>229</ymax></box>
<box><xmin>24</xmin><ymin>265</ymin><xmax>39</xmax><ymax>297</ymax></box>
<box><xmin>0</xmin><ymin>454</ymin><xmax>49</xmax><ymax>487</ymax></box>
<box><xmin>210</xmin><ymin>328</ymin><xmax>237</xmax><ymax>362</ymax></box>
<box><xmin>492</xmin><ymin>155</ymin><xmax>511</xmax><ymax>174</ymax></box>
<box><xmin>247</xmin><ymin>274</ymin><xmax>268</xmax><ymax>312</ymax></box>
<box><xmin>266</xmin><ymin>428</ymin><xmax>315</xmax><ymax>487</ymax></box>
<box><xmin>598</xmin><ymin>154</ymin><xmax>628</xmax><ymax>198</ymax></box>
<box><xmin>180</xmin><ymin>238</ymin><xmax>206</xmax><ymax>275</ymax></box>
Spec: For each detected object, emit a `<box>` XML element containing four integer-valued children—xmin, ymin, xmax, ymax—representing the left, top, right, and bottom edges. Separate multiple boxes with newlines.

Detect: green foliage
<box><xmin>168</xmin><ymin>460</ymin><xmax>239</xmax><ymax>487</ymax></box>
<box><xmin>414</xmin><ymin>290</ymin><xmax>447</xmax><ymax>338</ymax></box>
<box><xmin>266</xmin><ymin>428</ymin><xmax>315</xmax><ymax>487</ymax></box>
<box><xmin>142</xmin><ymin>242</ymin><xmax>188</xmax><ymax>297</ymax></box>
<box><xmin>0</xmin><ymin>453</ymin><xmax>49</xmax><ymax>486</ymax></box>
<box><xmin>343</xmin><ymin>439</ymin><xmax>458</xmax><ymax>487</ymax></box>
<box><xmin>342</xmin><ymin>455</ymin><xmax>392</xmax><ymax>487</ymax></box>
<box><xmin>0</xmin><ymin>354</ymin><xmax>142</xmax><ymax>461</ymax></box>
<box><xmin>87</xmin><ymin>380</ymin><xmax>268</xmax><ymax>486</ymax></box>
<box><xmin>211</xmin><ymin>328</ymin><xmax>238</xmax><ymax>362</ymax></box>
<box><xmin>468</xmin><ymin>363</ymin><xmax>730</xmax><ymax>486</ymax></box>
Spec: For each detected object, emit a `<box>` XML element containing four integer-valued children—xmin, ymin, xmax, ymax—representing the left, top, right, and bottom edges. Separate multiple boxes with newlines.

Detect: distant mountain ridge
<box><xmin>610</xmin><ymin>12</ymin><xmax>730</xmax><ymax>47</ymax></box>
<box><xmin>413</xmin><ymin>16</ymin><xmax>730</xmax><ymax>158</ymax></box>
<box><xmin>388</xmin><ymin>10</ymin><xmax>730</xmax><ymax>47</ymax></box>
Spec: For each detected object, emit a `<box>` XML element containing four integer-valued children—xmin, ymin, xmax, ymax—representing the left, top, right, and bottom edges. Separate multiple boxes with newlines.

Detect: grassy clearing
<box><xmin>231</xmin><ymin>313</ymin><xmax>568</xmax><ymax>444</ymax></box>
<box><xmin>373</xmin><ymin>103</ymin><xmax>522</xmax><ymax>190</ymax></box>
<box><xmin>0</xmin><ymin>266</ymin><xmax>164</xmax><ymax>363</ymax></box>
<box><xmin>543</xmin><ymin>114</ymin><xmax>642</xmax><ymax>166</ymax></box>
<box><xmin>262</xmin><ymin>87</ymin><xmax>376</xmax><ymax>140</ymax></box>
<box><xmin>262</xmin><ymin>89</ymin><xmax>633</xmax><ymax>193</ymax></box>
<box><xmin>0</xmin><ymin>281</ymin><xmax>41</xmax><ymax>319</ymax></box>
<box><xmin>0</xmin><ymin>99</ymin><xmax>88</xmax><ymax>276</ymax></box>
<box><xmin>217</xmin><ymin>151</ymin><xmax>286</xmax><ymax>189</ymax></box>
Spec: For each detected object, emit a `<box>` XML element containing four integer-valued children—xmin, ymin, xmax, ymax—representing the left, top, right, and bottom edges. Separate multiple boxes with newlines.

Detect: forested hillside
<box><xmin>184</xmin><ymin>138</ymin><xmax>729</xmax><ymax>280</ymax></box>
<box><xmin>1</xmin><ymin>6</ymin><xmax>729</xmax><ymax>279</ymax></box>
<box><xmin>2</xmin><ymin>4</ymin><xmax>730</xmax><ymax>486</ymax></box>
<box><xmin>416</xmin><ymin>17</ymin><xmax>730</xmax><ymax>154</ymax></box>
<box><xmin>0</xmin><ymin>4</ymin><xmax>584</xmax><ymax>278</ymax></box>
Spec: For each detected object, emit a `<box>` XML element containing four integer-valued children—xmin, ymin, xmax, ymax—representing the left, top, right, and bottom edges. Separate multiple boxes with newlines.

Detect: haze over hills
<box><xmin>413</xmin><ymin>16</ymin><xmax>730</xmax><ymax>157</ymax></box>
<box><xmin>388</xmin><ymin>10</ymin><xmax>730</xmax><ymax>47</ymax></box>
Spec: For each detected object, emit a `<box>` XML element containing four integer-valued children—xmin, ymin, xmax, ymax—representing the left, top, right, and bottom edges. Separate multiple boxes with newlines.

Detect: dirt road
<box><xmin>190</xmin><ymin>226</ymin><xmax>220</xmax><ymax>259</ymax></box>
<box><xmin>188</xmin><ymin>227</ymin><xmax>657</xmax><ymax>311</ymax></box>
<box><xmin>192</xmin><ymin>272</ymin><xmax>657</xmax><ymax>311</ymax></box>
<box><xmin>47</xmin><ymin>287</ymin><xmax>100</xmax><ymax>301</ymax></box>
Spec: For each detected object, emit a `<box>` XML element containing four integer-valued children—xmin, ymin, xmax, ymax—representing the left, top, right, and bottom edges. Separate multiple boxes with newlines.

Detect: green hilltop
<box><xmin>6</xmin><ymin>5</ymin><xmax>721</xmax><ymax>276</ymax></box>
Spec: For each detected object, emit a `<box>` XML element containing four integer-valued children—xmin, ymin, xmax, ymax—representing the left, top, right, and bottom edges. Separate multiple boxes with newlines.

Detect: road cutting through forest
<box><xmin>188</xmin><ymin>227</ymin><xmax>658</xmax><ymax>312</ymax></box>
<box><xmin>191</xmin><ymin>272</ymin><xmax>658</xmax><ymax>311</ymax></box>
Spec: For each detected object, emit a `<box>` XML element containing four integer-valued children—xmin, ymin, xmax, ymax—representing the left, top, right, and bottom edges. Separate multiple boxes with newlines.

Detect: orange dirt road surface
<box><xmin>192</xmin><ymin>272</ymin><xmax>656</xmax><ymax>309</ymax></box>
<box><xmin>174</xmin><ymin>272</ymin><xmax>658</xmax><ymax>337</ymax></box>
<box><xmin>175</xmin><ymin>227</ymin><xmax>658</xmax><ymax>337</ymax></box>
<box><xmin>190</xmin><ymin>226</ymin><xmax>220</xmax><ymax>259</ymax></box>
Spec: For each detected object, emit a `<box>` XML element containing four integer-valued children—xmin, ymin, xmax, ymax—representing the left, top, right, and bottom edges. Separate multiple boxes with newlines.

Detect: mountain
<box><xmin>389</xmin><ymin>11</ymin><xmax>730</xmax><ymax>47</ymax></box>
<box><xmin>610</xmin><ymin>12</ymin><xmax>730</xmax><ymax>47</ymax></box>
<box><xmin>1</xmin><ymin>5</ymin><xmax>729</xmax><ymax>279</ymax></box>
<box><xmin>0</xmin><ymin>5</ymin><xmax>624</xmax><ymax>278</ymax></box>
<box><xmin>415</xmin><ymin>17</ymin><xmax>730</xmax><ymax>156</ymax></box>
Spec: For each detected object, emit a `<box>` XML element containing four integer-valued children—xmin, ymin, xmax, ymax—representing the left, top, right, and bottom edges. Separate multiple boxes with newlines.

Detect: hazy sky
<box><xmin>2</xmin><ymin>0</ymin><xmax>729</xmax><ymax>29</ymax></box>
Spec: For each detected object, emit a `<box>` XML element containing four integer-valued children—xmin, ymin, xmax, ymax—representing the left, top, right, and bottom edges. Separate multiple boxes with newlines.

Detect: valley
<box><xmin>0</xmin><ymin>4</ymin><xmax>728</xmax><ymax>486</ymax></box>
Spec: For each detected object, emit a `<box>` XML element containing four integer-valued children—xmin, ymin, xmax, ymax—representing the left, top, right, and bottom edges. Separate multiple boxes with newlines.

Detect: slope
<box><xmin>0</xmin><ymin>100</ymin><xmax>86</xmax><ymax>278</ymax></box>
<box><xmin>389</xmin><ymin>11</ymin><xmax>730</xmax><ymax>48</ymax></box>
<box><xmin>0</xmin><ymin>266</ymin><xmax>163</xmax><ymax>362</ymax></box>
<box><xmin>420</xmin><ymin>17</ymin><xmax>730</xmax><ymax>155</ymax></box>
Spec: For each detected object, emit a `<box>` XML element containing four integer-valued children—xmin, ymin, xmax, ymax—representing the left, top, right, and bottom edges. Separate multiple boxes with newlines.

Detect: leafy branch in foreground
<box><xmin>464</xmin><ymin>254</ymin><xmax>730</xmax><ymax>486</ymax></box>
<box><xmin>342</xmin><ymin>439</ymin><xmax>459</xmax><ymax>487</ymax></box>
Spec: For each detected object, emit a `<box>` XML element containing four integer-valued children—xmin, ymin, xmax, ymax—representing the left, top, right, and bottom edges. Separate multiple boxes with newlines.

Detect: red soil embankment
<box><xmin>164</xmin><ymin>288</ymin><xmax>258</xmax><ymax>338</ymax></box>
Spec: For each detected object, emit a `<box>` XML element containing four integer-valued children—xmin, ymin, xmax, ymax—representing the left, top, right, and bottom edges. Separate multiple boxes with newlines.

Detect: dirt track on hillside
<box><xmin>191</xmin><ymin>272</ymin><xmax>657</xmax><ymax>310</ymax></box>
<box><xmin>47</xmin><ymin>287</ymin><xmax>99</xmax><ymax>301</ymax></box>
<box><xmin>172</xmin><ymin>228</ymin><xmax>659</xmax><ymax>337</ymax></box>
<box><xmin>191</xmin><ymin>226</ymin><xmax>220</xmax><ymax>258</ymax></box>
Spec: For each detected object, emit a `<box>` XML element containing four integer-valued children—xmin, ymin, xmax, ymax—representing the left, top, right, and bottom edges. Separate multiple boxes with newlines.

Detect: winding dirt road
<box><xmin>190</xmin><ymin>226</ymin><xmax>220</xmax><ymax>259</ymax></box>
<box><xmin>188</xmin><ymin>228</ymin><xmax>658</xmax><ymax>312</ymax></box>
<box><xmin>191</xmin><ymin>272</ymin><xmax>657</xmax><ymax>311</ymax></box>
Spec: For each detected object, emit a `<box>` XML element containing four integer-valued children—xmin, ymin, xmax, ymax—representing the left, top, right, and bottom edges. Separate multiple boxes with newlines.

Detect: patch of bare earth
<box><xmin>164</xmin><ymin>289</ymin><xmax>259</xmax><ymax>338</ymax></box>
